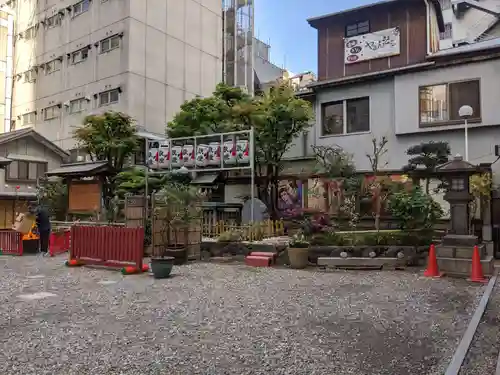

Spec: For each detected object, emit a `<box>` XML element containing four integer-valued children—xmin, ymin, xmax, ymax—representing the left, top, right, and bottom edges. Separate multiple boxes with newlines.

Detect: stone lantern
<box><xmin>434</xmin><ymin>155</ymin><xmax>494</xmax><ymax>277</ymax></box>
<box><xmin>437</xmin><ymin>155</ymin><xmax>476</xmax><ymax>240</ymax></box>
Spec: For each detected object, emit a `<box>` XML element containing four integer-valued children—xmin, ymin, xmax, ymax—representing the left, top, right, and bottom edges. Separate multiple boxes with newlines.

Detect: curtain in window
<box><xmin>449</xmin><ymin>80</ymin><xmax>480</xmax><ymax>121</ymax></box>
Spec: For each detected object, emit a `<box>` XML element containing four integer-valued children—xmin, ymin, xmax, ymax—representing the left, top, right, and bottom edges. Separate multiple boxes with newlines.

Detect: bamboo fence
<box><xmin>202</xmin><ymin>219</ymin><xmax>285</xmax><ymax>241</ymax></box>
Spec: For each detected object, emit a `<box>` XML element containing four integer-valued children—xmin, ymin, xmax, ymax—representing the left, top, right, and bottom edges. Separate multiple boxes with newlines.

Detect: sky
<box><xmin>253</xmin><ymin>0</ymin><xmax>372</xmax><ymax>75</ymax></box>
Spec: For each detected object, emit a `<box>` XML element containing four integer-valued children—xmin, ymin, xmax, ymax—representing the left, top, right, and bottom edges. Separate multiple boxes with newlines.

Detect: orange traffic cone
<box><xmin>468</xmin><ymin>245</ymin><xmax>488</xmax><ymax>283</ymax></box>
<box><xmin>424</xmin><ymin>244</ymin><xmax>443</xmax><ymax>278</ymax></box>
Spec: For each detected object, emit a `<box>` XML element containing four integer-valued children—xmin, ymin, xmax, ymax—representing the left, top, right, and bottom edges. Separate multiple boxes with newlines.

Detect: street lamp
<box><xmin>459</xmin><ymin>105</ymin><xmax>473</xmax><ymax>162</ymax></box>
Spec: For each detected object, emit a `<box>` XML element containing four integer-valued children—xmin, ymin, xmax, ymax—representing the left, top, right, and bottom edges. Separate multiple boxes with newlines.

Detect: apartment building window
<box><xmin>6</xmin><ymin>160</ymin><xmax>47</xmax><ymax>182</ymax></box>
<box><xmin>70</xmin><ymin>98</ymin><xmax>87</xmax><ymax>113</ymax></box>
<box><xmin>24</xmin><ymin>69</ymin><xmax>37</xmax><ymax>83</ymax></box>
<box><xmin>43</xmin><ymin>105</ymin><xmax>60</xmax><ymax>120</ymax></box>
<box><xmin>73</xmin><ymin>0</ymin><xmax>90</xmax><ymax>17</ymax></box>
<box><xmin>22</xmin><ymin>111</ymin><xmax>36</xmax><ymax>125</ymax></box>
<box><xmin>69</xmin><ymin>149</ymin><xmax>79</xmax><ymax>162</ymax></box>
<box><xmin>100</xmin><ymin>35</ymin><xmax>120</xmax><ymax>53</ymax></box>
<box><xmin>439</xmin><ymin>0</ymin><xmax>452</xmax><ymax>10</ymax></box>
<box><xmin>46</xmin><ymin>14</ymin><xmax>61</xmax><ymax>28</ymax></box>
<box><xmin>45</xmin><ymin>58</ymin><xmax>61</xmax><ymax>74</ymax></box>
<box><xmin>71</xmin><ymin>48</ymin><xmax>89</xmax><ymax>64</ymax></box>
<box><xmin>345</xmin><ymin>21</ymin><xmax>370</xmax><ymax>37</ymax></box>
<box><xmin>419</xmin><ymin>79</ymin><xmax>481</xmax><ymax>126</ymax></box>
<box><xmin>440</xmin><ymin>23</ymin><xmax>452</xmax><ymax>40</ymax></box>
<box><xmin>23</xmin><ymin>26</ymin><xmax>37</xmax><ymax>40</ymax></box>
<box><xmin>69</xmin><ymin>148</ymin><xmax>91</xmax><ymax>162</ymax></box>
<box><xmin>321</xmin><ymin>97</ymin><xmax>370</xmax><ymax>136</ymax></box>
<box><xmin>99</xmin><ymin>89</ymin><xmax>119</xmax><ymax>106</ymax></box>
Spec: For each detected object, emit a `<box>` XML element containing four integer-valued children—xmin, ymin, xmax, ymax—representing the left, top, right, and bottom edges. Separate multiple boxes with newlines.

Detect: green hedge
<box><xmin>310</xmin><ymin>230</ymin><xmax>434</xmax><ymax>247</ymax></box>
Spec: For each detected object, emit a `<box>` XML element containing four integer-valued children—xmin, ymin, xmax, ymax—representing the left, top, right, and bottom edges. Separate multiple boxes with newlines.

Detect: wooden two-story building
<box><xmin>304</xmin><ymin>0</ymin><xmax>500</xmax><ymax>177</ymax></box>
<box><xmin>310</xmin><ymin>0</ymin><xmax>444</xmax><ymax>82</ymax></box>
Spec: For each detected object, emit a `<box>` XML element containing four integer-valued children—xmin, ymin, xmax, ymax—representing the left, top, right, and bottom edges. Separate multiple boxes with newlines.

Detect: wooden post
<box><xmin>151</xmin><ymin>192</ymin><xmax>156</xmax><ymax>255</ymax></box>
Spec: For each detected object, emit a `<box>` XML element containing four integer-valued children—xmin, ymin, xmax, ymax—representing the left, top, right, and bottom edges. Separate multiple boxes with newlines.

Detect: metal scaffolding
<box><xmin>222</xmin><ymin>0</ymin><xmax>254</xmax><ymax>95</ymax></box>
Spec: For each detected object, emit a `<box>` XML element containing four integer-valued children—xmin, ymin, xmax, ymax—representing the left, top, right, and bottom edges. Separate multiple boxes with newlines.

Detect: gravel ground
<box><xmin>0</xmin><ymin>256</ymin><xmax>484</xmax><ymax>375</ymax></box>
<box><xmin>458</xmin><ymin>279</ymin><xmax>500</xmax><ymax>375</ymax></box>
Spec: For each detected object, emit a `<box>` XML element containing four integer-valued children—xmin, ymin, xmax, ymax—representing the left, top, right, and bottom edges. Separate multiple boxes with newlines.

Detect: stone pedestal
<box><xmin>436</xmin><ymin>237</ymin><xmax>494</xmax><ymax>277</ymax></box>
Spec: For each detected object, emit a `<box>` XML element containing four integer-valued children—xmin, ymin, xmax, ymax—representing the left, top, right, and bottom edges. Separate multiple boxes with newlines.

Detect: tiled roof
<box><xmin>0</xmin><ymin>128</ymin><xmax>68</xmax><ymax>158</ymax></box>
<box><xmin>429</xmin><ymin>37</ymin><xmax>500</xmax><ymax>58</ymax></box>
<box><xmin>46</xmin><ymin>161</ymin><xmax>110</xmax><ymax>176</ymax></box>
<box><xmin>308</xmin><ymin>0</ymin><xmax>444</xmax><ymax>32</ymax></box>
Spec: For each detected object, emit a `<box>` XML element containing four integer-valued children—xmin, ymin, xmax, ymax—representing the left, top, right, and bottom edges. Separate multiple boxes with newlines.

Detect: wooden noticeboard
<box><xmin>68</xmin><ymin>180</ymin><xmax>101</xmax><ymax>212</ymax></box>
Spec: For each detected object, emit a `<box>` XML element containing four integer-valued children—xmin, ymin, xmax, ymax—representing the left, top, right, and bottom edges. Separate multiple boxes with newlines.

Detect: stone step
<box><xmin>245</xmin><ymin>256</ymin><xmax>272</xmax><ymax>267</ymax></box>
<box><xmin>436</xmin><ymin>255</ymin><xmax>494</xmax><ymax>278</ymax></box>
<box><xmin>317</xmin><ymin>257</ymin><xmax>406</xmax><ymax>270</ymax></box>
<box><xmin>249</xmin><ymin>252</ymin><xmax>277</xmax><ymax>264</ymax></box>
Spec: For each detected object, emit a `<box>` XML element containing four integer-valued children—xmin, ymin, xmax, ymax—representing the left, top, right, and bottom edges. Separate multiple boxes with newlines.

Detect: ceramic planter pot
<box><xmin>150</xmin><ymin>256</ymin><xmax>175</xmax><ymax>279</ymax></box>
<box><xmin>288</xmin><ymin>247</ymin><xmax>309</xmax><ymax>269</ymax></box>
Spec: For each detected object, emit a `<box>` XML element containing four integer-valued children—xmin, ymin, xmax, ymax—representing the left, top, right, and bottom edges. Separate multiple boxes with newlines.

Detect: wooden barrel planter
<box><xmin>163</xmin><ymin>245</ymin><xmax>188</xmax><ymax>265</ymax></box>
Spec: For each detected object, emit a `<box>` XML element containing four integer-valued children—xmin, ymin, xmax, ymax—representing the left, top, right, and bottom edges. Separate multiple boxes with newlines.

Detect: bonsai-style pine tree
<box><xmin>405</xmin><ymin>141</ymin><xmax>451</xmax><ymax>193</ymax></box>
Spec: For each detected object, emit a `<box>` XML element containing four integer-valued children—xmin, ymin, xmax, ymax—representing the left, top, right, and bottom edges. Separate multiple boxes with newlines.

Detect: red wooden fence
<box><xmin>49</xmin><ymin>230</ymin><xmax>71</xmax><ymax>257</ymax></box>
<box><xmin>0</xmin><ymin>231</ymin><xmax>23</xmax><ymax>255</ymax></box>
<box><xmin>70</xmin><ymin>226</ymin><xmax>144</xmax><ymax>270</ymax></box>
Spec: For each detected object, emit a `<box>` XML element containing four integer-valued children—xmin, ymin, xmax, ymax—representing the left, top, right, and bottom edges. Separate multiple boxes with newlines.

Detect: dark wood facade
<box><xmin>310</xmin><ymin>0</ymin><xmax>436</xmax><ymax>82</ymax></box>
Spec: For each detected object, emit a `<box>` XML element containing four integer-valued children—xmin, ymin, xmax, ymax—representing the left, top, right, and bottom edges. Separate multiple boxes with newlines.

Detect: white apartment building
<box><xmin>0</xmin><ymin>4</ymin><xmax>14</xmax><ymax>135</ymax></box>
<box><xmin>439</xmin><ymin>0</ymin><xmax>500</xmax><ymax>49</ymax></box>
<box><xmin>9</xmin><ymin>0</ymin><xmax>222</xmax><ymax>152</ymax></box>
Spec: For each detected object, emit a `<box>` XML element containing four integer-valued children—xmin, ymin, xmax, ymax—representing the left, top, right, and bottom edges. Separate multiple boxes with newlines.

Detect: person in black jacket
<box><xmin>28</xmin><ymin>203</ymin><xmax>51</xmax><ymax>256</ymax></box>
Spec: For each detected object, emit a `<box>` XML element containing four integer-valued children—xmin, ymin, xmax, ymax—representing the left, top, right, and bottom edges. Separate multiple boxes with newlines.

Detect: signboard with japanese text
<box><xmin>68</xmin><ymin>180</ymin><xmax>101</xmax><ymax>213</ymax></box>
<box><xmin>344</xmin><ymin>27</ymin><xmax>400</xmax><ymax>64</ymax></box>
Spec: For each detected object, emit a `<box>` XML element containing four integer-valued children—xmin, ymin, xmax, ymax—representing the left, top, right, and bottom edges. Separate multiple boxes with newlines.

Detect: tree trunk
<box><xmin>374</xmin><ymin>185</ymin><xmax>381</xmax><ymax>232</ymax></box>
<box><xmin>270</xmin><ymin>165</ymin><xmax>281</xmax><ymax>220</ymax></box>
<box><xmin>375</xmin><ymin>198</ymin><xmax>381</xmax><ymax>232</ymax></box>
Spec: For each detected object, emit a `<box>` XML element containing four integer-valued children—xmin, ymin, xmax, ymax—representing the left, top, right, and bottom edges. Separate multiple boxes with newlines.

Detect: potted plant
<box><xmin>155</xmin><ymin>180</ymin><xmax>204</xmax><ymax>267</ymax></box>
<box><xmin>150</xmin><ymin>253</ymin><xmax>175</xmax><ymax>279</ymax></box>
<box><xmin>287</xmin><ymin>231</ymin><xmax>310</xmax><ymax>269</ymax></box>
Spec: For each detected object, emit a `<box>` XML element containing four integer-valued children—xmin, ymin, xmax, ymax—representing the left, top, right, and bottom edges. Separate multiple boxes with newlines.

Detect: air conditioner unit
<box><xmin>63</xmin><ymin>101</ymin><xmax>70</xmax><ymax>107</ymax></box>
<box><xmin>84</xmin><ymin>96</ymin><xmax>91</xmax><ymax>101</ymax></box>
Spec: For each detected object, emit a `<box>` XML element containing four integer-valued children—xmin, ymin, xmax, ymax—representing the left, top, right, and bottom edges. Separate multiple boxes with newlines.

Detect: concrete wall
<box><xmin>11</xmin><ymin>0</ymin><xmax>222</xmax><ymax>150</ymax></box>
<box><xmin>394</xmin><ymin>60</ymin><xmax>500</xmax><ymax>134</ymax></box>
<box><xmin>440</xmin><ymin>1</ymin><xmax>500</xmax><ymax>47</ymax></box>
<box><xmin>313</xmin><ymin>59</ymin><xmax>500</xmax><ymax>182</ymax></box>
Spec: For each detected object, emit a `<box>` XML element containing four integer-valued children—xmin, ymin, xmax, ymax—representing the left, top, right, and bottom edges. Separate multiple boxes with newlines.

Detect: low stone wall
<box><xmin>200</xmin><ymin>239</ymin><xmax>429</xmax><ymax>268</ymax></box>
<box><xmin>309</xmin><ymin>245</ymin><xmax>429</xmax><ymax>266</ymax></box>
<box><xmin>201</xmin><ymin>240</ymin><xmax>288</xmax><ymax>260</ymax></box>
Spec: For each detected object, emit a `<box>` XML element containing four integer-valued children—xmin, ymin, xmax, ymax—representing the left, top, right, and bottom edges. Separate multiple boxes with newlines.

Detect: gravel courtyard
<box><xmin>0</xmin><ymin>256</ymin><xmax>484</xmax><ymax>375</ymax></box>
